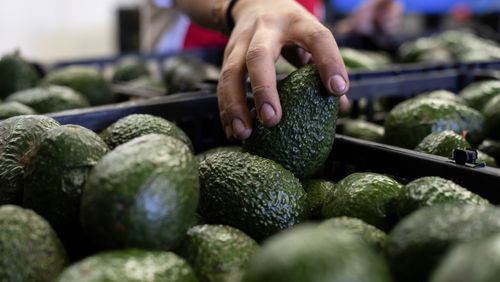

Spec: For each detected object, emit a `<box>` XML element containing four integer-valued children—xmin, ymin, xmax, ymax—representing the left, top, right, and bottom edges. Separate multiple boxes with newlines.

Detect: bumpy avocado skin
<box><xmin>395</xmin><ymin>176</ymin><xmax>489</xmax><ymax>218</ymax></box>
<box><xmin>6</xmin><ymin>85</ymin><xmax>89</xmax><ymax>113</ymax></box>
<box><xmin>43</xmin><ymin>66</ymin><xmax>115</xmax><ymax>105</ymax></box>
<box><xmin>341</xmin><ymin>119</ymin><xmax>385</xmax><ymax>142</ymax></box>
<box><xmin>243</xmin><ymin>64</ymin><xmax>339</xmax><ymax>179</ymax></box>
<box><xmin>322</xmin><ymin>172</ymin><xmax>402</xmax><ymax>231</ymax></box>
<box><xmin>100</xmin><ymin>114</ymin><xmax>193</xmax><ymax>151</ymax></box>
<box><xmin>0</xmin><ymin>53</ymin><xmax>40</xmax><ymax>99</ymax></box>
<box><xmin>302</xmin><ymin>179</ymin><xmax>335</xmax><ymax>219</ymax></box>
<box><xmin>459</xmin><ymin>80</ymin><xmax>500</xmax><ymax>110</ymax></box>
<box><xmin>483</xmin><ymin>94</ymin><xmax>500</xmax><ymax>140</ymax></box>
<box><xmin>430</xmin><ymin>233</ymin><xmax>500</xmax><ymax>282</ymax></box>
<box><xmin>384</xmin><ymin>98</ymin><xmax>485</xmax><ymax>148</ymax></box>
<box><xmin>195</xmin><ymin>146</ymin><xmax>242</xmax><ymax>164</ymax></box>
<box><xmin>0</xmin><ymin>205</ymin><xmax>68</xmax><ymax>282</ymax></box>
<box><xmin>0</xmin><ymin>101</ymin><xmax>36</xmax><ymax>119</ymax></box>
<box><xmin>319</xmin><ymin>217</ymin><xmax>387</xmax><ymax>251</ymax></box>
<box><xmin>0</xmin><ymin>115</ymin><xmax>60</xmax><ymax>205</ymax></box>
<box><xmin>178</xmin><ymin>224</ymin><xmax>259</xmax><ymax>282</ymax></box>
<box><xmin>243</xmin><ymin>225</ymin><xmax>391</xmax><ymax>282</ymax></box>
<box><xmin>387</xmin><ymin>204</ymin><xmax>500</xmax><ymax>282</ymax></box>
<box><xmin>415</xmin><ymin>130</ymin><xmax>470</xmax><ymax>157</ymax></box>
<box><xmin>81</xmin><ymin>134</ymin><xmax>199</xmax><ymax>250</ymax></box>
<box><xmin>57</xmin><ymin>249</ymin><xmax>197</xmax><ymax>282</ymax></box>
<box><xmin>198</xmin><ymin>151</ymin><xmax>308</xmax><ymax>241</ymax></box>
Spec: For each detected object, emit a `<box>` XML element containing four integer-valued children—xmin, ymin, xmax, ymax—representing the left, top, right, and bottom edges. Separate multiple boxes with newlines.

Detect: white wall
<box><xmin>0</xmin><ymin>0</ymin><xmax>139</xmax><ymax>63</ymax></box>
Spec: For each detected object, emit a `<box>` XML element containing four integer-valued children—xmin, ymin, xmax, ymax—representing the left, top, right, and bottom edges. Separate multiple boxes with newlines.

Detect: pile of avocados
<box><xmin>1</xmin><ymin>58</ymin><xmax>500</xmax><ymax>282</ymax></box>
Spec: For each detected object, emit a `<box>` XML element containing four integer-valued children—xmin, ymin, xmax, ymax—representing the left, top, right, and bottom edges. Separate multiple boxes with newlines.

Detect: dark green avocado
<box><xmin>0</xmin><ymin>52</ymin><xmax>40</xmax><ymax>99</ymax></box>
<box><xmin>243</xmin><ymin>64</ymin><xmax>339</xmax><ymax>179</ymax></box>
<box><xmin>81</xmin><ymin>134</ymin><xmax>198</xmax><ymax>250</ymax></box>
<box><xmin>483</xmin><ymin>94</ymin><xmax>500</xmax><ymax>140</ymax></box>
<box><xmin>459</xmin><ymin>80</ymin><xmax>500</xmax><ymax>110</ymax></box>
<box><xmin>0</xmin><ymin>101</ymin><xmax>36</xmax><ymax>119</ymax></box>
<box><xmin>415</xmin><ymin>130</ymin><xmax>470</xmax><ymax>157</ymax></box>
<box><xmin>319</xmin><ymin>217</ymin><xmax>387</xmax><ymax>250</ymax></box>
<box><xmin>341</xmin><ymin>119</ymin><xmax>385</xmax><ymax>142</ymax></box>
<box><xmin>478</xmin><ymin>139</ymin><xmax>500</xmax><ymax>163</ymax></box>
<box><xmin>198</xmin><ymin>151</ymin><xmax>308</xmax><ymax>241</ymax></box>
<box><xmin>0</xmin><ymin>115</ymin><xmax>60</xmax><ymax>205</ymax></box>
<box><xmin>0</xmin><ymin>205</ymin><xmax>68</xmax><ymax>282</ymax></box>
<box><xmin>178</xmin><ymin>224</ymin><xmax>259</xmax><ymax>282</ymax></box>
<box><xmin>302</xmin><ymin>179</ymin><xmax>335</xmax><ymax>219</ymax></box>
<box><xmin>112</xmin><ymin>58</ymin><xmax>149</xmax><ymax>82</ymax></box>
<box><xmin>195</xmin><ymin>146</ymin><xmax>242</xmax><ymax>164</ymax></box>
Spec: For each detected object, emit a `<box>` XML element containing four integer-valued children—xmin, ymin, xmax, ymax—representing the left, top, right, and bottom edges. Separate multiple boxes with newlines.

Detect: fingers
<box><xmin>246</xmin><ymin>28</ymin><xmax>283</xmax><ymax>127</ymax></box>
<box><xmin>339</xmin><ymin>95</ymin><xmax>350</xmax><ymax>113</ymax></box>
<box><xmin>281</xmin><ymin>46</ymin><xmax>312</xmax><ymax>67</ymax></box>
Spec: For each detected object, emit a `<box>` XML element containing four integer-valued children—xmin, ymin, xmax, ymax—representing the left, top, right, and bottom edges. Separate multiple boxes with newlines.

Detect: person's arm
<box><xmin>175</xmin><ymin>0</ymin><xmax>349</xmax><ymax>140</ymax></box>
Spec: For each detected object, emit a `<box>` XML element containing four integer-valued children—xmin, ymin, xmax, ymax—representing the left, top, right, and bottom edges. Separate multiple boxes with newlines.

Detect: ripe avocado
<box><xmin>384</xmin><ymin>98</ymin><xmax>485</xmax><ymax>148</ymax></box>
<box><xmin>0</xmin><ymin>205</ymin><xmax>68</xmax><ymax>282</ymax></box>
<box><xmin>6</xmin><ymin>85</ymin><xmax>89</xmax><ymax>113</ymax></box>
<box><xmin>22</xmin><ymin>125</ymin><xmax>108</xmax><ymax>259</ymax></box>
<box><xmin>483</xmin><ymin>94</ymin><xmax>500</xmax><ymax>140</ymax></box>
<box><xmin>43</xmin><ymin>66</ymin><xmax>115</xmax><ymax>105</ymax></box>
<box><xmin>0</xmin><ymin>115</ymin><xmax>60</xmax><ymax>204</ymax></box>
<box><xmin>394</xmin><ymin>176</ymin><xmax>489</xmax><ymax>218</ymax></box>
<box><xmin>112</xmin><ymin>58</ymin><xmax>149</xmax><ymax>82</ymax></box>
<box><xmin>0</xmin><ymin>52</ymin><xmax>40</xmax><ymax>99</ymax></box>
<box><xmin>198</xmin><ymin>151</ymin><xmax>307</xmax><ymax>241</ymax></box>
<box><xmin>195</xmin><ymin>146</ymin><xmax>242</xmax><ymax>163</ymax></box>
<box><xmin>459</xmin><ymin>80</ymin><xmax>500</xmax><ymax>110</ymax></box>
<box><xmin>430</xmin><ymin>233</ymin><xmax>500</xmax><ymax>282</ymax></box>
<box><xmin>243</xmin><ymin>64</ymin><xmax>339</xmax><ymax>179</ymax></box>
<box><xmin>319</xmin><ymin>217</ymin><xmax>387</xmax><ymax>250</ymax></box>
<box><xmin>322</xmin><ymin>172</ymin><xmax>402</xmax><ymax>231</ymax></box>
<box><xmin>243</xmin><ymin>224</ymin><xmax>391</xmax><ymax>282</ymax></box>
<box><xmin>178</xmin><ymin>224</ymin><xmax>259</xmax><ymax>282</ymax></box>
<box><xmin>100</xmin><ymin>114</ymin><xmax>193</xmax><ymax>151</ymax></box>
<box><xmin>415</xmin><ymin>130</ymin><xmax>470</xmax><ymax>157</ymax></box>
<box><xmin>81</xmin><ymin>134</ymin><xmax>198</xmax><ymax>250</ymax></box>
<box><xmin>0</xmin><ymin>101</ymin><xmax>36</xmax><ymax>119</ymax></box>
<box><xmin>387</xmin><ymin>204</ymin><xmax>500</xmax><ymax>282</ymax></box>
<box><xmin>302</xmin><ymin>179</ymin><xmax>335</xmax><ymax>219</ymax></box>
<box><xmin>56</xmin><ymin>249</ymin><xmax>197</xmax><ymax>282</ymax></box>
<box><xmin>341</xmin><ymin>119</ymin><xmax>385</xmax><ymax>142</ymax></box>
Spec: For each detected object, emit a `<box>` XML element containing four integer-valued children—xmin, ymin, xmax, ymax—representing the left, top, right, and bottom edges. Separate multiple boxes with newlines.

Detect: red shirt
<box><xmin>183</xmin><ymin>0</ymin><xmax>322</xmax><ymax>49</ymax></box>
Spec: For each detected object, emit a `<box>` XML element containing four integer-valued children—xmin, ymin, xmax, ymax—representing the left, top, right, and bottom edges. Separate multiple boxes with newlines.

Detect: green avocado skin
<box><xmin>384</xmin><ymin>98</ymin><xmax>485</xmax><ymax>148</ymax></box>
<box><xmin>56</xmin><ymin>249</ymin><xmax>197</xmax><ymax>282</ymax></box>
<box><xmin>322</xmin><ymin>172</ymin><xmax>402</xmax><ymax>231</ymax></box>
<box><xmin>459</xmin><ymin>80</ymin><xmax>500</xmax><ymax>110</ymax></box>
<box><xmin>243</xmin><ymin>225</ymin><xmax>391</xmax><ymax>282</ymax></box>
<box><xmin>195</xmin><ymin>146</ymin><xmax>242</xmax><ymax>164</ymax></box>
<box><xmin>198</xmin><ymin>151</ymin><xmax>308</xmax><ymax>241</ymax></box>
<box><xmin>243</xmin><ymin>64</ymin><xmax>339</xmax><ymax>179</ymax></box>
<box><xmin>112</xmin><ymin>59</ymin><xmax>149</xmax><ymax>82</ymax></box>
<box><xmin>0</xmin><ymin>115</ymin><xmax>60</xmax><ymax>205</ymax></box>
<box><xmin>394</xmin><ymin>176</ymin><xmax>489</xmax><ymax>218</ymax></box>
<box><xmin>416</xmin><ymin>90</ymin><xmax>465</xmax><ymax>105</ymax></box>
<box><xmin>479</xmin><ymin>139</ymin><xmax>500</xmax><ymax>163</ymax></box>
<box><xmin>0</xmin><ymin>53</ymin><xmax>40</xmax><ymax>99</ymax></box>
<box><xmin>178</xmin><ymin>224</ymin><xmax>259</xmax><ymax>282</ymax></box>
<box><xmin>0</xmin><ymin>101</ymin><xmax>36</xmax><ymax>119</ymax></box>
<box><xmin>0</xmin><ymin>205</ymin><xmax>68</xmax><ymax>282</ymax></box>
<box><xmin>387</xmin><ymin>204</ymin><xmax>500</xmax><ymax>282</ymax></box>
<box><xmin>81</xmin><ymin>134</ymin><xmax>199</xmax><ymax>250</ymax></box>
<box><xmin>415</xmin><ymin>130</ymin><xmax>470</xmax><ymax>157</ymax></box>
<box><xmin>302</xmin><ymin>179</ymin><xmax>335</xmax><ymax>219</ymax></box>
<box><xmin>22</xmin><ymin>125</ymin><xmax>108</xmax><ymax>259</ymax></box>
<box><xmin>100</xmin><ymin>114</ymin><xmax>193</xmax><ymax>151</ymax></box>
<box><xmin>483</xmin><ymin>94</ymin><xmax>500</xmax><ymax>140</ymax></box>
<box><xmin>341</xmin><ymin>119</ymin><xmax>385</xmax><ymax>142</ymax></box>
<box><xmin>6</xmin><ymin>85</ymin><xmax>89</xmax><ymax>113</ymax></box>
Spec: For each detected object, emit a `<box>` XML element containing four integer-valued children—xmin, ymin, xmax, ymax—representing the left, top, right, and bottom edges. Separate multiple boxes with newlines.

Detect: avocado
<box><xmin>322</xmin><ymin>172</ymin><xmax>402</xmax><ymax>231</ymax></box>
<box><xmin>415</xmin><ymin>90</ymin><xmax>465</xmax><ymax>105</ymax></box>
<box><xmin>0</xmin><ymin>101</ymin><xmax>36</xmax><ymax>119</ymax></box>
<box><xmin>243</xmin><ymin>64</ymin><xmax>339</xmax><ymax>179</ymax></box>
<box><xmin>43</xmin><ymin>66</ymin><xmax>115</xmax><ymax>105</ymax></box>
<box><xmin>6</xmin><ymin>85</ymin><xmax>89</xmax><ymax>113</ymax></box>
<box><xmin>459</xmin><ymin>80</ymin><xmax>500</xmax><ymax>110</ymax></box>
<box><xmin>319</xmin><ymin>217</ymin><xmax>387</xmax><ymax>250</ymax></box>
<box><xmin>341</xmin><ymin>119</ymin><xmax>385</xmax><ymax>142</ymax></box>
<box><xmin>243</xmin><ymin>224</ymin><xmax>391</xmax><ymax>282</ymax></box>
<box><xmin>430</xmin><ymin>233</ymin><xmax>500</xmax><ymax>282</ymax></box>
<box><xmin>0</xmin><ymin>205</ymin><xmax>68</xmax><ymax>282</ymax></box>
<box><xmin>100</xmin><ymin>114</ymin><xmax>193</xmax><ymax>151</ymax></box>
<box><xmin>163</xmin><ymin>56</ymin><xmax>219</xmax><ymax>94</ymax></box>
<box><xmin>127</xmin><ymin>76</ymin><xmax>166</xmax><ymax>92</ymax></box>
<box><xmin>0</xmin><ymin>115</ymin><xmax>60</xmax><ymax>205</ymax></box>
<box><xmin>387</xmin><ymin>204</ymin><xmax>500</xmax><ymax>282</ymax></box>
<box><xmin>0</xmin><ymin>52</ymin><xmax>40</xmax><ymax>99</ymax></box>
<box><xmin>384</xmin><ymin>98</ymin><xmax>485</xmax><ymax>148</ymax></box>
<box><xmin>22</xmin><ymin>125</ymin><xmax>108</xmax><ymax>259</ymax></box>
<box><xmin>112</xmin><ymin>58</ymin><xmax>149</xmax><ymax>82</ymax></box>
<box><xmin>340</xmin><ymin>48</ymin><xmax>380</xmax><ymax>70</ymax></box>
<box><xmin>178</xmin><ymin>224</ymin><xmax>259</xmax><ymax>282</ymax></box>
<box><xmin>415</xmin><ymin>130</ymin><xmax>470</xmax><ymax>157</ymax></box>
<box><xmin>477</xmin><ymin>150</ymin><xmax>498</xmax><ymax>167</ymax></box>
<box><xmin>394</xmin><ymin>176</ymin><xmax>489</xmax><ymax>218</ymax></box>
<box><xmin>479</xmin><ymin>139</ymin><xmax>500</xmax><ymax>163</ymax></box>
<box><xmin>398</xmin><ymin>37</ymin><xmax>452</xmax><ymax>63</ymax></box>
<box><xmin>57</xmin><ymin>249</ymin><xmax>197</xmax><ymax>282</ymax></box>
<box><xmin>302</xmin><ymin>179</ymin><xmax>335</xmax><ymax>219</ymax></box>
<box><xmin>198</xmin><ymin>151</ymin><xmax>307</xmax><ymax>241</ymax></box>
<box><xmin>483</xmin><ymin>94</ymin><xmax>500</xmax><ymax>140</ymax></box>
<box><xmin>81</xmin><ymin>134</ymin><xmax>198</xmax><ymax>250</ymax></box>
<box><xmin>195</xmin><ymin>146</ymin><xmax>242</xmax><ymax>163</ymax></box>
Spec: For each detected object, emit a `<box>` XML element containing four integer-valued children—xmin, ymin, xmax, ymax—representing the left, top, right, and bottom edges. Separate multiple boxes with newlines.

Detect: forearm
<box><xmin>174</xmin><ymin>0</ymin><xmax>230</xmax><ymax>33</ymax></box>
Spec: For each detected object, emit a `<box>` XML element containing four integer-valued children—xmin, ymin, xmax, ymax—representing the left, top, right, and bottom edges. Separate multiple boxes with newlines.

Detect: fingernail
<box><xmin>232</xmin><ymin>118</ymin><xmax>251</xmax><ymax>139</ymax></box>
<box><xmin>259</xmin><ymin>103</ymin><xmax>276</xmax><ymax>124</ymax></box>
<box><xmin>329</xmin><ymin>75</ymin><xmax>347</xmax><ymax>95</ymax></box>
<box><xmin>224</xmin><ymin>125</ymin><xmax>233</xmax><ymax>139</ymax></box>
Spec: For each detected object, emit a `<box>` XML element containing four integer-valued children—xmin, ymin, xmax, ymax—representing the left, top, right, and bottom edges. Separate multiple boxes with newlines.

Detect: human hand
<box><xmin>218</xmin><ymin>0</ymin><xmax>349</xmax><ymax>140</ymax></box>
